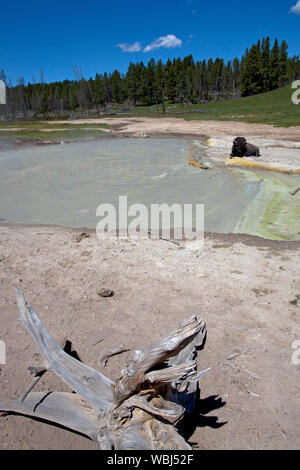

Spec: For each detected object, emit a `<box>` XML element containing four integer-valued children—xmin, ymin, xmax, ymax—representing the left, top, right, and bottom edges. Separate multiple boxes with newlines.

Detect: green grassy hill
<box><xmin>126</xmin><ymin>85</ymin><xmax>300</xmax><ymax>127</ymax></box>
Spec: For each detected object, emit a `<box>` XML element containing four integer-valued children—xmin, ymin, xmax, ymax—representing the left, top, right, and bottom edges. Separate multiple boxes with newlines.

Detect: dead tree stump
<box><xmin>0</xmin><ymin>289</ymin><xmax>209</xmax><ymax>450</ymax></box>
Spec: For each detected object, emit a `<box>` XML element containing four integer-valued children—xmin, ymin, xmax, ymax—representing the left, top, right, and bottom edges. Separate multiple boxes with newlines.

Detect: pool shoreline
<box><xmin>1</xmin><ymin>136</ymin><xmax>299</xmax><ymax>241</ymax></box>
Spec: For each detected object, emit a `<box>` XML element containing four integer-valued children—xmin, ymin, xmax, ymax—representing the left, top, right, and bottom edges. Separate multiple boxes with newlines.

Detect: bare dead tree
<box><xmin>0</xmin><ymin>290</ymin><xmax>209</xmax><ymax>450</ymax></box>
<box><xmin>72</xmin><ymin>65</ymin><xmax>88</xmax><ymax>116</ymax></box>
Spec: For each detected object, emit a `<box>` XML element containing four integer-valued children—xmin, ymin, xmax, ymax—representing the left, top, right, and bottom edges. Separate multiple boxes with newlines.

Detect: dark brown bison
<box><xmin>230</xmin><ymin>137</ymin><xmax>260</xmax><ymax>158</ymax></box>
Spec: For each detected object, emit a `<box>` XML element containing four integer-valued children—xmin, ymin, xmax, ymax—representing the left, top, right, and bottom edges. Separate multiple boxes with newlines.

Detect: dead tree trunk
<box><xmin>0</xmin><ymin>290</ymin><xmax>209</xmax><ymax>450</ymax></box>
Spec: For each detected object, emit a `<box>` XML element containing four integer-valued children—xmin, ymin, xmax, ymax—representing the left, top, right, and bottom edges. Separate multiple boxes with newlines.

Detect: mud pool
<box><xmin>0</xmin><ymin>137</ymin><xmax>299</xmax><ymax>240</ymax></box>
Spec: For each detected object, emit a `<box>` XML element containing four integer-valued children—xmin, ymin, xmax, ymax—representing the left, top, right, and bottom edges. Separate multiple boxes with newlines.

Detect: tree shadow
<box><xmin>63</xmin><ymin>340</ymin><xmax>82</xmax><ymax>363</ymax></box>
<box><xmin>178</xmin><ymin>392</ymin><xmax>228</xmax><ymax>445</ymax></box>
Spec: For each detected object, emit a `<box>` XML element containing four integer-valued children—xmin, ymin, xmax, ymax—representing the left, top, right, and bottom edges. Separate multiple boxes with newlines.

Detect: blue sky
<box><xmin>1</xmin><ymin>0</ymin><xmax>300</xmax><ymax>84</ymax></box>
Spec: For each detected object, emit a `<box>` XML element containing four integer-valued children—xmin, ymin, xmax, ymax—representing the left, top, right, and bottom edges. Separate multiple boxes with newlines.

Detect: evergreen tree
<box><xmin>176</xmin><ymin>59</ymin><xmax>188</xmax><ymax>105</ymax></box>
<box><xmin>270</xmin><ymin>38</ymin><xmax>280</xmax><ymax>90</ymax></box>
<box><xmin>261</xmin><ymin>37</ymin><xmax>272</xmax><ymax>91</ymax></box>
<box><xmin>93</xmin><ymin>74</ymin><xmax>105</xmax><ymax>113</ymax></box>
<box><xmin>279</xmin><ymin>40</ymin><xmax>288</xmax><ymax>87</ymax></box>
<box><xmin>141</xmin><ymin>59</ymin><xmax>156</xmax><ymax>106</ymax></box>
<box><xmin>241</xmin><ymin>42</ymin><xmax>263</xmax><ymax>97</ymax></box>
<box><xmin>155</xmin><ymin>59</ymin><xmax>166</xmax><ymax>113</ymax></box>
<box><xmin>232</xmin><ymin>57</ymin><xmax>240</xmax><ymax>95</ymax></box>
<box><xmin>165</xmin><ymin>59</ymin><xmax>177</xmax><ymax>103</ymax></box>
<box><xmin>126</xmin><ymin>62</ymin><xmax>144</xmax><ymax>106</ymax></box>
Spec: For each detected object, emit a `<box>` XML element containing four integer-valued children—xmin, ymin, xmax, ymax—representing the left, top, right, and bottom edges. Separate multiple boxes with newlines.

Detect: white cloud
<box><xmin>144</xmin><ymin>34</ymin><xmax>182</xmax><ymax>53</ymax></box>
<box><xmin>291</xmin><ymin>1</ymin><xmax>300</xmax><ymax>14</ymax></box>
<box><xmin>116</xmin><ymin>42</ymin><xmax>142</xmax><ymax>52</ymax></box>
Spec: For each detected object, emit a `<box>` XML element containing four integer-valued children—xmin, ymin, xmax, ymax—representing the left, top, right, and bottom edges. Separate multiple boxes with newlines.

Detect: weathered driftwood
<box><xmin>100</xmin><ymin>345</ymin><xmax>131</xmax><ymax>367</ymax></box>
<box><xmin>0</xmin><ymin>289</ymin><xmax>209</xmax><ymax>450</ymax></box>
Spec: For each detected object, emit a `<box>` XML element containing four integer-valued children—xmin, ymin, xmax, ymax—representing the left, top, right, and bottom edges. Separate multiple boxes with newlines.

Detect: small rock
<box><xmin>97</xmin><ymin>288</ymin><xmax>114</xmax><ymax>298</ymax></box>
<box><xmin>201</xmin><ymin>161</ymin><xmax>212</xmax><ymax>169</ymax></box>
<box><xmin>75</xmin><ymin>232</ymin><xmax>90</xmax><ymax>243</ymax></box>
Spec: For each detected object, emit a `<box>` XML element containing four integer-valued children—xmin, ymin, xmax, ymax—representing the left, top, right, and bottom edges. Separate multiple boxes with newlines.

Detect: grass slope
<box><xmin>125</xmin><ymin>85</ymin><xmax>300</xmax><ymax>127</ymax></box>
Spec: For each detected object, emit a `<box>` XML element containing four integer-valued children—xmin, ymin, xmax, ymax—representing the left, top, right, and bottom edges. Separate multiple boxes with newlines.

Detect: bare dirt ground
<box><xmin>0</xmin><ymin>223</ymin><xmax>300</xmax><ymax>450</ymax></box>
<box><xmin>50</xmin><ymin>116</ymin><xmax>300</xmax><ymax>141</ymax></box>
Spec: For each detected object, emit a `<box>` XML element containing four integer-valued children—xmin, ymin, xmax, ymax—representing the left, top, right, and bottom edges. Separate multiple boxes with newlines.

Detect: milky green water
<box><xmin>233</xmin><ymin>168</ymin><xmax>300</xmax><ymax>240</ymax></box>
<box><xmin>0</xmin><ymin>137</ymin><xmax>299</xmax><ymax>240</ymax></box>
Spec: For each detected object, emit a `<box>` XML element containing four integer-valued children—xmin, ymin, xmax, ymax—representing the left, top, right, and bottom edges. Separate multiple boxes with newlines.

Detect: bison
<box><xmin>230</xmin><ymin>137</ymin><xmax>260</xmax><ymax>158</ymax></box>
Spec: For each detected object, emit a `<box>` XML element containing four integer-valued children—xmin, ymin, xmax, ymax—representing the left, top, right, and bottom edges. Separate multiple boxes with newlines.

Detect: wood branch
<box><xmin>114</xmin><ymin>316</ymin><xmax>206</xmax><ymax>406</ymax></box>
<box><xmin>142</xmin><ymin>418</ymin><xmax>192</xmax><ymax>450</ymax></box>
<box><xmin>166</xmin><ymin>317</ymin><xmax>207</xmax><ymax>414</ymax></box>
<box><xmin>115</xmin><ymin>418</ymin><xmax>191</xmax><ymax>450</ymax></box>
<box><xmin>115</xmin><ymin>425</ymin><xmax>152</xmax><ymax>450</ymax></box>
<box><xmin>123</xmin><ymin>394</ymin><xmax>185</xmax><ymax>424</ymax></box>
<box><xmin>0</xmin><ymin>392</ymin><xmax>100</xmax><ymax>441</ymax></box>
<box><xmin>15</xmin><ymin>289</ymin><xmax>114</xmax><ymax>413</ymax></box>
<box><xmin>98</xmin><ymin>401</ymin><xmax>191</xmax><ymax>450</ymax></box>
<box><xmin>145</xmin><ymin>361</ymin><xmax>197</xmax><ymax>384</ymax></box>
<box><xmin>147</xmin><ymin>230</ymin><xmax>180</xmax><ymax>246</ymax></box>
<box><xmin>0</xmin><ymin>290</ymin><xmax>209</xmax><ymax>450</ymax></box>
<box><xmin>100</xmin><ymin>346</ymin><xmax>131</xmax><ymax>367</ymax></box>
<box><xmin>19</xmin><ymin>366</ymin><xmax>48</xmax><ymax>403</ymax></box>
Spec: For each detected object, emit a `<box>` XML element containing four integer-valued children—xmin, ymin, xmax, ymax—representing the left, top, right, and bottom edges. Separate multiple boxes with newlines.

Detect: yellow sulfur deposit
<box><xmin>225</xmin><ymin>157</ymin><xmax>300</xmax><ymax>174</ymax></box>
<box><xmin>188</xmin><ymin>141</ymin><xmax>212</xmax><ymax>169</ymax></box>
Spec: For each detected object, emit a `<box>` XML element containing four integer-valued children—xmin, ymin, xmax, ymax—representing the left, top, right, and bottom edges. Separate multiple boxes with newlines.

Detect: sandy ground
<box><xmin>51</xmin><ymin>116</ymin><xmax>300</xmax><ymax>141</ymax></box>
<box><xmin>206</xmin><ymin>136</ymin><xmax>300</xmax><ymax>173</ymax></box>
<box><xmin>0</xmin><ymin>223</ymin><xmax>300</xmax><ymax>450</ymax></box>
